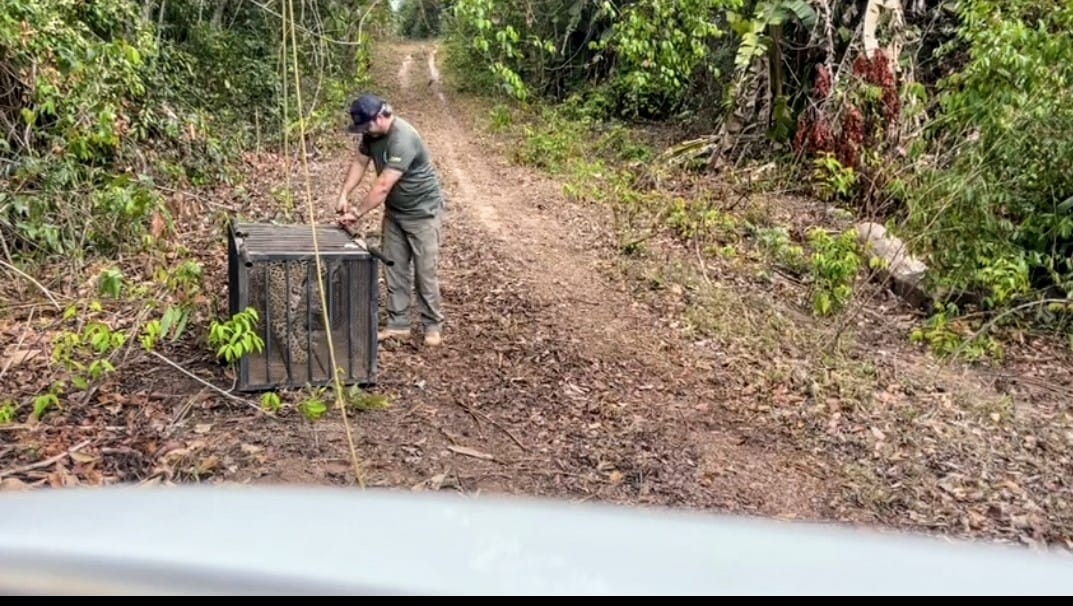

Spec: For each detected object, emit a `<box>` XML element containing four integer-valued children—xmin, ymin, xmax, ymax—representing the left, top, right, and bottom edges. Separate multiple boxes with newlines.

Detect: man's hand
<box><xmin>336</xmin><ymin>194</ymin><xmax>350</xmax><ymax>215</ymax></box>
<box><xmin>336</xmin><ymin>206</ymin><xmax>363</xmax><ymax>235</ymax></box>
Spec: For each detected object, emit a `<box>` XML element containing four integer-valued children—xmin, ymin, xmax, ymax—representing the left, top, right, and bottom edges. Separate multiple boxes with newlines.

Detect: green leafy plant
<box><xmin>0</xmin><ymin>401</ymin><xmax>17</xmax><ymax>425</ymax></box>
<box><xmin>260</xmin><ymin>392</ymin><xmax>283</xmax><ymax>414</ymax></box>
<box><xmin>98</xmin><ymin>268</ymin><xmax>124</xmax><ymax>299</ymax></box>
<box><xmin>31</xmin><ymin>388</ymin><xmax>62</xmax><ymax>423</ymax></box>
<box><xmin>52</xmin><ymin>301</ymin><xmax>127</xmax><ymax>392</ymax></box>
<box><xmin>208</xmin><ymin>307</ymin><xmax>264</xmax><ymax>366</ymax></box>
<box><xmin>298</xmin><ymin>388</ymin><xmax>329</xmax><ymax>422</ymax></box>
<box><xmin>808</xmin><ymin>228</ymin><xmax>861</xmax><ymax>316</ymax></box>
<box><xmin>900</xmin><ymin>0</ymin><xmax>1073</xmax><ymax>319</ymax></box>
<box><xmin>812</xmin><ymin>153</ymin><xmax>858</xmax><ymax>203</ymax></box>
<box><xmin>345</xmin><ymin>385</ymin><xmax>390</xmax><ymax>411</ymax></box>
<box><xmin>910</xmin><ymin>304</ymin><xmax>1003</xmax><ymax>361</ymax></box>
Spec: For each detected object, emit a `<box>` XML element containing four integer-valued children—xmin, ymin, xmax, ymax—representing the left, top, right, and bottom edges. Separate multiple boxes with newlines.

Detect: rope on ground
<box><xmin>282</xmin><ymin>0</ymin><xmax>364</xmax><ymax>488</ymax></box>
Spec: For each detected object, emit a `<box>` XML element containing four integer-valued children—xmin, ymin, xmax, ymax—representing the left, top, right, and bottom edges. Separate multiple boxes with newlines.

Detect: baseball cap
<box><xmin>347</xmin><ymin>94</ymin><xmax>386</xmax><ymax>133</ymax></box>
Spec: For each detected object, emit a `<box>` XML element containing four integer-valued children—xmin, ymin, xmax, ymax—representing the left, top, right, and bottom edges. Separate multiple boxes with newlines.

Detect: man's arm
<box><xmin>347</xmin><ymin>168</ymin><xmax>403</xmax><ymax>220</ymax></box>
<box><xmin>336</xmin><ymin>153</ymin><xmax>372</xmax><ymax>214</ymax></box>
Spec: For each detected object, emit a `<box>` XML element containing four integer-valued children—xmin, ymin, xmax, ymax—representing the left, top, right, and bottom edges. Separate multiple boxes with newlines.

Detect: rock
<box><xmin>855</xmin><ymin>222</ymin><xmax>929</xmax><ymax>308</ymax></box>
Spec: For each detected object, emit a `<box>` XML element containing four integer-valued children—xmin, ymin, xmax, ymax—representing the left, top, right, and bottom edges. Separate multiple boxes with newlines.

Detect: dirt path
<box><xmin>175</xmin><ymin>40</ymin><xmax>829</xmax><ymax>518</ymax></box>
<box><xmin>6</xmin><ymin>38</ymin><xmax>1071</xmax><ymax>546</ymax></box>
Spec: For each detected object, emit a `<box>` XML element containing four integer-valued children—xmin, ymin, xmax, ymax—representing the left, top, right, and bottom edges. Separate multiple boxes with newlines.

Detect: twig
<box><xmin>245</xmin><ymin>0</ymin><xmax>378</xmax><ymax>47</ymax></box>
<box><xmin>943</xmin><ymin>298</ymin><xmax>1070</xmax><ymax>365</ymax></box>
<box><xmin>0</xmin><ymin>260</ymin><xmax>61</xmax><ymax>311</ymax></box>
<box><xmin>168</xmin><ymin>394</ymin><xmax>198</xmax><ymax>431</ymax></box>
<box><xmin>454</xmin><ymin>400</ymin><xmax>529</xmax><ymax>452</ymax></box>
<box><xmin>0</xmin><ymin>305</ymin><xmax>36</xmax><ymax>381</ymax></box>
<box><xmin>0</xmin><ymin>439</ymin><xmax>92</xmax><ymax>479</ymax></box>
<box><xmin>0</xmin><ymin>226</ymin><xmax>13</xmax><ymax>265</ymax></box>
<box><xmin>148</xmin><ymin>351</ymin><xmax>273</xmax><ymax>418</ymax></box>
<box><xmin>447</xmin><ymin>445</ymin><xmax>495</xmax><ymax>461</ymax></box>
<box><xmin>455</xmin><ymin>402</ymin><xmax>486</xmax><ymax>440</ymax></box>
<box><xmin>695</xmin><ymin>240</ymin><xmax>713</xmax><ymax>288</ymax></box>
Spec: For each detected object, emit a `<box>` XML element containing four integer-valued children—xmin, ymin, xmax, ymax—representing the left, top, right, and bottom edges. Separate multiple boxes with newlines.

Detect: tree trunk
<box><xmin>142</xmin><ymin>0</ymin><xmax>156</xmax><ymax>23</ymax></box>
<box><xmin>767</xmin><ymin>23</ymin><xmax>784</xmax><ymax>129</ymax></box>
<box><xmin>212</xmin><ymin>0</ymin><xmax>228</xmax><ymax>29</ymax></box>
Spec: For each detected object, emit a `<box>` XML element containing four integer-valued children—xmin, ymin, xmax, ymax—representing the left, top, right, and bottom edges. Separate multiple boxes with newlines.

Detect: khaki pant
<box><xmin>381</xmin><ymin>210</ymin><xmax>444</xmax><ymax>332</ymax></box>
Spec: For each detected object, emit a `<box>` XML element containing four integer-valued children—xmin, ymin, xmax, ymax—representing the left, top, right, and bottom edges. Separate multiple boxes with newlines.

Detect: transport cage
<box><xmin>227</xmin><ymin>221</ymin><xmax>379</xmax><ymax>392</ymax></box>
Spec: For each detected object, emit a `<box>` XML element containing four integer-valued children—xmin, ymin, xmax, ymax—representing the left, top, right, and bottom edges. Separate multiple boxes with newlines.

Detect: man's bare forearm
<box><xmin>337</xmin><ymin>157</ymin><xmax>370</xmax><ymax>210</ymax></box>
<box><xmin>352</xmin><ymin>180</ymin><xmax>390</xmax><ymax>218</ymax></box>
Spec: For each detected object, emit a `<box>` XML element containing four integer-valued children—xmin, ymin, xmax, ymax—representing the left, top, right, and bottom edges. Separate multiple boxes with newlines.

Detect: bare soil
<box><xmin>4</xmin><ymin>39</ymin><xmax>1073</xmax><ymax>550</ymax></box>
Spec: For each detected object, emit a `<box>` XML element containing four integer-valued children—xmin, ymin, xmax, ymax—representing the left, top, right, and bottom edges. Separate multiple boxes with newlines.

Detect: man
<box><xmin>336</xmin><ymin>93</ymin><xmax>446</xmax><ymax>347</ymax></box>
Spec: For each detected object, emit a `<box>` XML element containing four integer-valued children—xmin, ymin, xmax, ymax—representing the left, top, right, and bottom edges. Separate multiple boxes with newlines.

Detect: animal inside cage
<box><xmin>227</xmin><ymin>221</ymin><xmax>380</xmax><ymax>392</ymax></box>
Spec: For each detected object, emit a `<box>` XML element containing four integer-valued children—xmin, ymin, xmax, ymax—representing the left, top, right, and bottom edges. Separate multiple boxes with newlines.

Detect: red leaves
<box><xmin>794</xmin><ymin>53</ymin><xmax>902</xmax><ymax>170</ymax></box>
<box><xmin>853</xmin><ymin>53</ymin><xmax>901</xmax><ymax>123</ymax></box>
<box><xmin>814</xmin><ymin>64</ymin><xmax>832</xmax><ymax>99</ymax></box>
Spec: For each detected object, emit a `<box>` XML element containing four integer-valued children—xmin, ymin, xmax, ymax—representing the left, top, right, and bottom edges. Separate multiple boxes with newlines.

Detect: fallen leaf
<box><xmin>447</xmin><ymin>445</ymin><xmax>494</xmax><ymax>461</ymax></box>
<box><xmin>194</xmin><ymin>423</ymin><xmax>213</xmax><ymax>434</ymax></box>
<box><xmin>0</xmin><ymin>478</ymin><xmax>30</xmax><ymax>491</ymax></box>
<box><xmin>70</xmin><ymin>452</ymin><xmax>97</xmax><ymax>464</ymax></box>
<box><xmin>150</xmin><ymin>212</ymin><xmax>166</xmax><ymax>239</ymax></box>
<box><xmin>1</xmin><ymin>348</ymin><xmax>40</xmax><ymax>368</ymax></box>
<box><xmin>197</xmin><ymin>455</ymin><xmax>220</xmax><ymax>473</ymax></box>
<box><xmin>412</xmin><ymin>473</ymin><xmax>457</xmax><ymax>491</ymax></box>
<box><xmin>240</xmin><ymin>443</ymin><xmax>264</xmax><ymax>455</ymax></box>
<box><xmin>609</xmin><ymin>471</ymin><xmax>624</xmax><ymax>484</ymax></box>
<box><xmin>1003</xmin><ymin>480</ymin><xmax>1025</xmax><ymax>496</ymax></box>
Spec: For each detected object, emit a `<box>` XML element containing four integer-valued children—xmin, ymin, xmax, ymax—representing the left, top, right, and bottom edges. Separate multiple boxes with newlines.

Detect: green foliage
<box><xmin>98</xmin><ymin>268</ymin><xmax>125</xmax><ymax>299</ymax></box>
<box><xmin>345</xmin><ymin>385</ymin><xmax>391</xmax><ymax>411</ymax></box>
<box><xmin>208</xmin><ymin>307</ymin><xmax>264</xmax><ymax>366</ymax></box>
<box><xmin>594</xmin><ymin>0</ymin><xmax>740</xmax><ymax>117</ymax></box>
<box><xmin>52</xmin><ymin>300</ymin><xmax>127</xmax><ymax>392</ymax></box>
<box><xmin>807</xmin><ymin>228</ymin><xmax>861</xmax><ymax>317</ymax></box>
<box><xmin>444</xmin><ymin>0</ymin><xmax>543</xmax><ymax>101</ymax></box>
<box><xmin>0</xmin><ymin>401</ymin><xmax>17</xmax><ymax>425</ymax></box>
<box><xmin>666</xmin><ymin>198</ymin><xmax>738</xmax><ymax>242</ymax></box>
<box><xmin>726</xmin><ymin>0</ymin><xmax>815</xmax><ymax>70</ymax></box>
<box><xmin>909</xmin><ymin>304</ymin><xmax>1003</xmax><ymax>362</ymax></box>
<box><xmin>811</xmin><ymin>153</ymin><xmax>857</xmax><ymax>203</ymax></box>
<box><xmin>901</xmin><ymin>0</ymin><xmax>1073</xmax><ymax>311</ymax></box>
<box><xmin>444</xmin><ymin>0</ymin><xmax>742</xmax><ymax>118</ymax></box>
<box><xmin>0</xmin><ymin>0</ymin><xmax>169</xmax><ymax>259</ymax></box>
<box><xmin>298</xmin><ymin>388</ymin><xmax>329</xmax><ymax>422</ymax></box>
<box><xmin>32</xmin><ymin>388</ymin><xmax>62</xmax><ymax>423</ymax></box>
<box><xmin>753</xmin><ymin>226</ymin><xmax>806</xmax><ymax>273</ymax></box>
<box><xmin>1</xmin><ymin>0</ymin><xmax>373</xmax><ymax>262</ymax></box>
<box><xmin>260</xmin><ymin>392</ymin><xmax>283</xmax><ymax>413</ymax></box>
<box><xmin>510</xmin><ymin>106</ymin><xmax>652</xmax><ymax>173</ymax></box>
<box><xmin>397</xmin><ymin>0</ymin><xmax>444</xmax><ymax>39</ymax></box>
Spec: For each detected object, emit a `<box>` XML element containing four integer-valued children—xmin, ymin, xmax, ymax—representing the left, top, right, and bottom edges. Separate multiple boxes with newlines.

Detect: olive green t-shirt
<box><xmin>358</xmin><ymin>117</ymin><xmax>444</xmax><ymax>218</ymax></box>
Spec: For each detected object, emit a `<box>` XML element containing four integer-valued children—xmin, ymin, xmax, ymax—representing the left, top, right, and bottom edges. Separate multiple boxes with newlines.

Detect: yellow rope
<box><xmin>283</xmin><ymin>0</ymin><xmax>364</xmax><ymax>488</ymax></box>
<box><xmin>280</xmin><ymin>0</ymin><xmax>290</xmax><ymax>202</ymax></box>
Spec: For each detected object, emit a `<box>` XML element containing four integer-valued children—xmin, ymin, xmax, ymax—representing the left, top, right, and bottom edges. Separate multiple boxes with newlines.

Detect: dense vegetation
<box><xmin>0</xmin><ymin>0</ymin><xmax>388</xmax><ymax>423</ymax></box>
<box><xmin>398</xmin><ymin>0</ymin><xmax>1073</xmax><ymax>351</ymax></box>
<box><xmin>5</xmin><ymin>0</ymin><xmax>1071</xmax><ymax>361</ymax></box>
<box><xmin>1</xmin><ymin>0</ymin><xmax>383</xmax><ymax>264</ymax></box>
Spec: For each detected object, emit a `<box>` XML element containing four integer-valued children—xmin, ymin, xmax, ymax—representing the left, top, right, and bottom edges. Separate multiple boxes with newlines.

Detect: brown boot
<box><xmin>424</xmin><ymin>329</ymin><xmax>442</xmax><ymax>347</ymax></box>
<box><xmin>378</xmin><ymin>327</ymin><xmax>409</xmax><ymax>341</ymax></box>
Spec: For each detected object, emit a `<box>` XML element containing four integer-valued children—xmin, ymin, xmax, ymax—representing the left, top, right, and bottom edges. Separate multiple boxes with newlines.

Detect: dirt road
<box><xmin>7</xmin><ymin>38</ymin><xmax>1073</xmax><ymax>547</ymax></box>
<box><xmin>187</xmin><ymin>40</ymin><xmax>828</xmax><ymax>517</ymax></box>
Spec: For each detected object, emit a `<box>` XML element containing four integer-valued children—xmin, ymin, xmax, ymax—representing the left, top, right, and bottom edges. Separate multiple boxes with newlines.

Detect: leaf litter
<box><xmin>2</xmin><ymin>39</ymin><xmax>1073</xmax><ymax>556</ymax></box>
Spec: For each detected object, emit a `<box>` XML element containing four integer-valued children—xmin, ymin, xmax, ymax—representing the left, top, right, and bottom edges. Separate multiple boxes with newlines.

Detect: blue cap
<box><xmin>347</xmin><ymin>94</ymin><xmax>385</xmax><ymax>133</ymax></box>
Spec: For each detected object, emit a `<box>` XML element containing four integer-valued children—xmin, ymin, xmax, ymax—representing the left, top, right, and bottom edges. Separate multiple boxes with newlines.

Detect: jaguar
<box><xmin>254</xmin><ymin>259</ymin><xmax>332</xmax><ymax>380</ymax></box>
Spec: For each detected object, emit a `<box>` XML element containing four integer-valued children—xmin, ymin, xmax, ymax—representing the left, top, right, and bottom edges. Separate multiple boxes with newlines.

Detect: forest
<box><xmin>3</xmin><ymin>0</ymin><xmax>1073</xmax><ymax>563</ymax></box>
